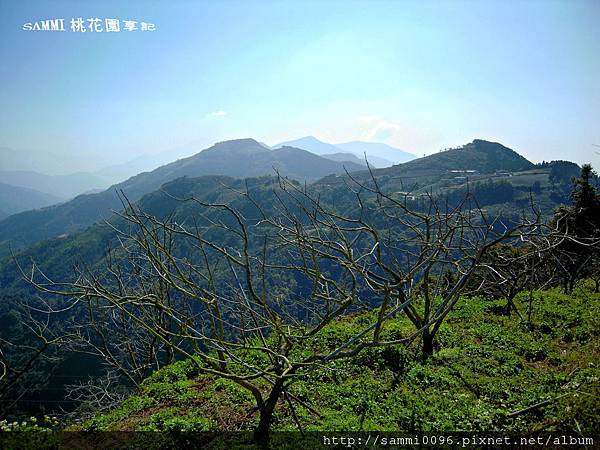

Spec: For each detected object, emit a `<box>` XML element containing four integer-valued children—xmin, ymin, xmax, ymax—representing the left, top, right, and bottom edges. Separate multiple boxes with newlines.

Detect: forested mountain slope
<box><xmin>0</xmin><ymin>182</ymin><xmax>64</xmax><ymax>217</ymax></box>
<box><xmin>0</xmin><ymin>144</ymin><xmax>571</xmax><ymax>291</ymax></box>
<box><xmin>317</xmin><ymin>139</ymin><xmax>535</xmax><ymax>188</ymax></box>
<box><xmin>0</xmin><ymin>139</ymin><xmax>363</xmax><ymax>255</ymax></box>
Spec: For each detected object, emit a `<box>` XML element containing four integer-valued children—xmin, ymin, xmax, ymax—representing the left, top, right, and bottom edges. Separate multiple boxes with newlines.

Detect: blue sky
<box><xmin>0</xmin><ymin>0</ymin><xmax>598</xmax><ymax>172</ymax></box>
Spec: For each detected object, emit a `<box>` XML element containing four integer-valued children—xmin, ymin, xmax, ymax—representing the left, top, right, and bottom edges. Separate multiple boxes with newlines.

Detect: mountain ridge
<box><xmin>0</xmin><ymin>140</ymin><xmax>547</xmax><ymax>278</ymax></box>
<box><xmin>274</xmin><ymin>136</ymin><xmax>340</xmax><ymax>155</ymax></box>
<box><xmin>0</xmin><ymin>139</ymin><xmax>363</xmax><ymax>253</ymax></box>
<box><xmin>0</xmin><ymin>138</ymin><xmax>543</xmax><ymax>259</ymax></box>
<box><xmin>335</xmin><ymin>140</ymin><xmax>416</xmax><ymax>165</ymax></box>
<box><xmin>320</xmin><ymin>152</ymin><xmax>368</xmax><ymax>166</ymax></box>
<box><xmin>0</xmin><ymin>182</ymin><xmax>64</xmax><ymax>218</ymax></box>
<box><xmin>274</xmin><ymin>136</ymin><xmax>416</xmax><ymax>167</ymax></box>
<box><xmin>374</xmin><ymin>139</ymin><xmax>535</xmax><ymax>177</ymax></box>
<box><xmin>0</xmin><ymin>170</ymin><xmax>108</xmax><ymax>199</ymax></box>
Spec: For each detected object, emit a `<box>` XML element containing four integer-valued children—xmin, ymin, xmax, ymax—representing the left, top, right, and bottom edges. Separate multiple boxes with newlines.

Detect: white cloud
<box><xmin>358</xmin><ymin>115</ymin><xmax>403</xmax><ymax>141</ymax></box>
<box><xmin>350</xmin><ymin>114</ymin><xmax>435</xmax><ymax>153</ymax></box>
<box><xmin>207</xmin><ymin>110</ymin><xmax>227</xmax><ymax>118</ymax></box>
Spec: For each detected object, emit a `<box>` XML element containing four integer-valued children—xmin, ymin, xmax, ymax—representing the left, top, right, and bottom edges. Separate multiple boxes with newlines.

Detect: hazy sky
<box><xmin>1</xmin><ymin>0</ymin><xmax>598</xmax><ymax>172</ymax></box>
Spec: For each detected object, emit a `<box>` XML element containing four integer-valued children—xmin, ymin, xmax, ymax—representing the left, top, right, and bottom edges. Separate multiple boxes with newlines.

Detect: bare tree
<box><xmin>0</xmin><ymin>301</ymin><xmax>69</xmax><ymax>417</ymax></box>
<box><xmin>548</xmin><ymin>164</ymin><xmax>600</xmax><ymax>292</ymax></box>
<box><xmin>18</xmin><ymin>170</ymin><xmax>573</xmax><ymax>439</ymax></box>
<box><xmin>21</xmin><ymin>182</ymin><xmax>423</xmax><ymax>441</ymax></box>
<box><xmin>63</xmin><ymin>371</ymin><xmax>128</xmax><ymax>420</ymax></box>
<box><xmin>468</xmin><ymin>244</ymin><xmax>536</xmax><ymax>318</ymax></box>
<box><xmin>268</xmin><ymin>172</ymin><xmax>546</xmax><ymax>356</ymax></box>
<box><xmin>590</xmin><ymin>255</ymin><xmax>600</xmax><ymax>293</ymax></box>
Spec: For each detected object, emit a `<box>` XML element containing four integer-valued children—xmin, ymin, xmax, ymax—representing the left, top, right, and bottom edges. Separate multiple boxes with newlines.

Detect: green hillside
<box><xmin>74</xmin><ymin>285</ymin><xmax>598</xmax><ymax>439</ymax></box>
<box><xmin>314</xmin><ymin>140</ymin><xmax>536</xmax><ymax>194</ymax></box>
<box><xmin>0</xmin><ymin>176</ymin><xmax>269</xmax><ymax>289</ymax></box>
<box><xmin>367</xmin><ymin>139</ymin><xmax>533</xmax><ymax>179</ymax></box>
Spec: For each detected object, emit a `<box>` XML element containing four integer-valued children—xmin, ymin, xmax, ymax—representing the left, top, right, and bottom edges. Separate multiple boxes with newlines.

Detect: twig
<box><xmin>507</xmin><ymin>392</ymin><xmax>572</xmax><ymax>418</ymax></box>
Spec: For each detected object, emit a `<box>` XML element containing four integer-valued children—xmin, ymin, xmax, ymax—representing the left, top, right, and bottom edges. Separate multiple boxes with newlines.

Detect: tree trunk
<box><xmin>505</xmin><ymin>296</ymin><xmax>514</xmax><ymax>317</ymax></box>
<box><xmin>253</xmin><ymin>380</ymin><xmax>284</xmax><ymax>445</ymax></box>
<box><xmin>568</xmin><ymin>276</ymin><xmax>575</xmax><ymax>293</ymax></box>
<box><xmin>422</xmin><ymin>330</ymin><xmax>434</xmax><ymax>356</ymax></box>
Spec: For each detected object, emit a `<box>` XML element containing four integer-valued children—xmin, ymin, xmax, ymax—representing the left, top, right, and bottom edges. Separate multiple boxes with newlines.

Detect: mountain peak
<box><xmin>212</xmin><ymin>138</ymin><xmax>263</xmax><ymax>148</ymax></box>
<box><xmin>463</xmin><ymin>140</ymin><xmax>533</xmax><ymax>170</ymax></box>
<box><xmin>202</xmin><ymin>138</ymin><xmax>270</xmax><ymax>157</ymax></box>
<box><xmin>389</xmin><ymin>139</ymin><xmax>535</xmax><ymax>174</ymax></box>
<box><xmin>282</xmin><ymin>136</ymin><xmax>323</xmax><ymax>144</ymax></box>
<box><xmin>274</xmin><ymin>136</ymin><xmax>341</xmax><ymax>156</ymax></box>
<box><xmin>298</xmin><ymin>136</ymin><xmax>324</xmax><ymax>143</ymax></box>
<box><xmin>468</xmin><ymin>139</ymin><xmax>510</xmax><ymax>150</ymax></box>
<box><xmin>276</xmin><ymin>136</ymin><xmax>331</xmax><ymax>147</ymax></box>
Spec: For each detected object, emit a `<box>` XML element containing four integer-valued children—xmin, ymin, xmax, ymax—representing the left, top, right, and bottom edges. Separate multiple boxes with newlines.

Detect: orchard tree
<box><xmin>270</xmin><ymin>172</ymin><xmax>545</xmax><ymax>356</ymax></box>
<box><xmin>22</xmin><ymin>183</ymin><xmax>419</xmax><ymax>441</ymax></box>
<box><xmin>550</xmin><ymin>164</ymin><xmax>600</xmax><ymax>292</ymax></box>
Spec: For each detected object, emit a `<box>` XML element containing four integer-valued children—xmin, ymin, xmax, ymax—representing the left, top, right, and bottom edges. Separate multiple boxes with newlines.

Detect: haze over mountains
<box><xmin>0</xmin><ymin>146</ymin><xmax>95</xmax><ymax>176</ymax></box>
<box><xmin>0</xmin><ymin>135</ymin><xmax>579</xmax><ymax>264</ymax></box>
<box><xmin>336</xmin><ymin>141</ymin><xmax>416</xmax><ymax>165</ymax></box>
<box><xmin>0</xmin><ymin>137</ymin><xmax>411</xmax><ymax>203</ymax></box>
<box><xmin>0</xmin><ymin>139</ymin><xmax>365</xmax><ymax>253</ymax></box>
<box><xmin>274</xmin><ymin>136</ymin><xmax>417</xmax><ymax>167</ymax></box>
<box><xmin>0</xmin><ymin>182</ymin><xmax>64</xmax><ymax>220</ymax></box>
<box><xmin>318</xmin><ymin>152</ymin><xmax>370</xmax><ymax>167</ymax></box>
<box><xmin>0</xmin><ymin>144</ymin><xmax>207</xmax><ymax>199</ymax></box>
<box><xmin>0</xmin><ymin>137</ymin><xmax>570</xmax><ymax>294</ymax></box>
<box><xmin>0</xmin><ymin>170</ymin><xmax>108</xmax><ymax>199</ymax></box>
<box><xmin>0</xmin><ymin>137</ymin><xmax>549</xmax><ymax>260</ymax></box>
<box><xmin>94</xmin><ymin>146</ymin><xmax>202</xmax><ymax>185</ymax></box>
<box><xmin>0</xmin><ymin>150</ymin><xmax>203</xmax><ymax>198</ymax></box>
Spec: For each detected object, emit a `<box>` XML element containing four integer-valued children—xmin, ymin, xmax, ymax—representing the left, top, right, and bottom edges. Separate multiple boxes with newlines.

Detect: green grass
<box><xmin>79</xmin><ymin>282</ymin><xmax>600</xmax><ymax>434</ymax></box>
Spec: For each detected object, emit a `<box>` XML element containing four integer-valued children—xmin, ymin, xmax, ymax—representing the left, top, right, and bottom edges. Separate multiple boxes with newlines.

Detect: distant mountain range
<box><xmin>0</xmin><ymin>182</ymin><xmax>64</xmax><ymax>218</ymax></box>
<box><xmin>0</xmin><ymin>170</ymin><xmax>108</xmax><ymax>199</ymax></box>
<box><xmin>94</xmin><ymin>146</ymin><xmax>201</xmax><ymax>185</ymax></box>
<box><xmin>0</xmin><ymin>145</ymin><xmax>122</xmax><ymax>177</ymax></box>
<box><xmin>0</xmin><ymin>146</ymin><xmax>87</xmax><ymax>175</ymax></box>
<box><xmin>0</xmin><ymin>138</ymin><xmax>582</xmax><ymax>423</ymax></box>
<box><xmin>0</xmin><ymin>137</ymin><xmax>411</xmax><ymax>202</ymax></box>
<box><xmin>0</xmin><ymin>145</ymin><xmax>200</xmax><ymax>197</ymax></box>
<box><xmin>336</xmin><ymin>141</ymin><xmax>416</xmax><ymax>165</ymax></box>
<box><xmin>0</xmin><ymin>137</ymin><xmax>579</xmax><ymax>298</ymax></box>
<box><xmin>0</xmin><ymin>139</ymin><xmax>364</xmax><ymax>253</ymax></box>
<box><xmin>0</xmin><ymin>138</ymin><xmax>554</xmax><ymax>288</ymax></box>
<box><xmin>320</xmin><ymin>153</ymin><xmax>369</xmax><ymax>166</ymax></box>
<box><xmin>275</xmin><ymin>136</ymin><xmax>342</xmax><ymax>156</ymax></box>
<box><xmin>274</xmin><ymin>136</ymin><xmax>417</xmax><ymax>167</ymax></box>
<box><xmin>0</xmin><ymin>138</ymin><xmax>555</xmax><ymax>259</ymax></box>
